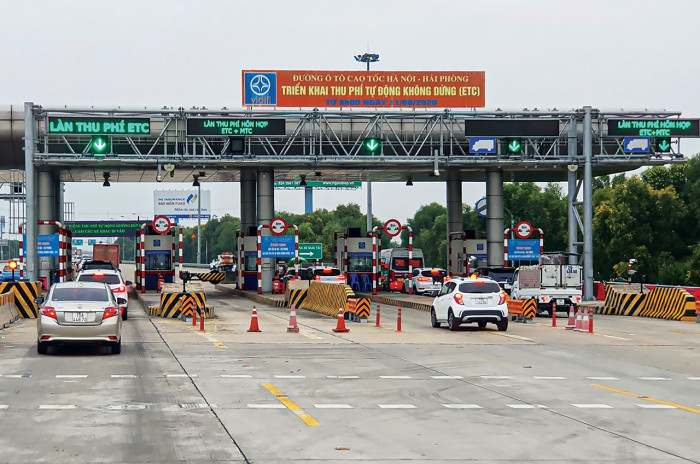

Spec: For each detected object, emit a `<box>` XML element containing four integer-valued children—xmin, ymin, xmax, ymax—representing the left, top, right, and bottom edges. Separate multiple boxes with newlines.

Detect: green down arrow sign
<box><xmin>507</xmin><ymin>139</ymin><xmax>521</xmax><ymax>154</ymax></box>
<box><xmin>656</xmin><ymin>138</ymin><xmax>671</xmax><ymax>152</ymax></box>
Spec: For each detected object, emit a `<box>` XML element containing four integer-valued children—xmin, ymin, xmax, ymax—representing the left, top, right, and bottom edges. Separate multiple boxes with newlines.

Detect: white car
<box><xmin>76</xmin><ymin>269</ymin><xmax>130</xmax><ymax>320</ymax></box>
<box><xmin>431</xmin><ymin>277</ymin><xmax>508</xmax><ymax>331</ymax></box>
<box><xmin>403</xmin><ymin>267</ymin><xmax>448</xmax><ymax>295</ymax></box>
<box><xmin>305</xmin><ymin>266</ymin><xmax>347</xmax><ymax>285</ymax></box>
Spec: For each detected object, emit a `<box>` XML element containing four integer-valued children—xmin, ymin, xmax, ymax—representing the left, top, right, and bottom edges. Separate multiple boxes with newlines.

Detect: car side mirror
<box><xmin>34</xmin><ymin>296</ymin><xmax>45</xmax><ymax>304</ymax></box>
<box><xmin>117</xmin><ymin>298</ymin><xmax>127</xmax><ymax>306</ymax></box>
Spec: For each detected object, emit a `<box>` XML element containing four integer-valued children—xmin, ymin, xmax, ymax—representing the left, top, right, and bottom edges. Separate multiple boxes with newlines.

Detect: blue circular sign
<box><xmin>475</xmin><ymin>197</ymin><xmax>487</xmax><ymax>218</ymax></box>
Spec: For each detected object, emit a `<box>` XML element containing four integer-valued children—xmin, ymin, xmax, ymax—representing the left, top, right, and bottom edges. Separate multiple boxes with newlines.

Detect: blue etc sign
<box><xmin>23</xmin><ymin>234</ymin><xmax>60</xmax><ymax>257</ymax></box>
<box><xmin>261</xmin><ymin>236</ymin><xmax>295</xmax><ymax>258</ymax></box>
<box><xmin>507</xmin><ymin>239</ymin><xmax>540</xmax><ymax>260</ymax></box>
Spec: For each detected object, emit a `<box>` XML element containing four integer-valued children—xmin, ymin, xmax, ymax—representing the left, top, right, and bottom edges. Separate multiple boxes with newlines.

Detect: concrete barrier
<box><xmin>0</xmin><ymin>291</ymin><xmax>19</xmax><ymax>328</ymax></box>
<box><xmin>299</xmin><ymin>282</ymin><xmax>355</xmax><ymax>318</ymax></box>
<box><xmin>597</xmin><ymin>285</ymin><xmax>696</xmax><ymax>321</ymax></box>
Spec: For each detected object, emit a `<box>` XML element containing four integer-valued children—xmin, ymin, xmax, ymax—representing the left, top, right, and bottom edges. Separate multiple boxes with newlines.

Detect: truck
<box><xmin>510</xmin><ymin>252</ymin><xmax>582</xmax><ymax>314</ymax></box>
<box><xmin>92</xmin><ymin>244</ymin><xmax>120</xmax><ymax>269</ymax></box>
<box><xmin>380</xmin><ymin>247</ymin><xmax>424</xmax><ymax>291</ymax></box>
<box><xmin>216</xmin><ymin>252</ymin><xmax>236</xmax><ymax>272</ymax></box>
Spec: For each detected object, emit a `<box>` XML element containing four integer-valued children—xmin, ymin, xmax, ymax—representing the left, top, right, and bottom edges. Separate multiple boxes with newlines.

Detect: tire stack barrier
<box><xmin>0</xmin><ymin>282</ymin><xmax>42</xmax><ymax>318</ymax></box>
<box><xmin>507</xmin><ymin>299</ymin><xmax>537</xmax><ymax>323</ymax></box>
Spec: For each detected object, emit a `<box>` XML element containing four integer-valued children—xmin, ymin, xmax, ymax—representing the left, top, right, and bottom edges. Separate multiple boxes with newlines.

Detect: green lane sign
<box><xmin>186</xmin><ymin>118</ymin><xmax>286</xmax><ymax>136</ymax></box>
<box><xmin>363</xmin><ymin>137</ymin><xmax>382</xmax><ymax>154</ymax></box>
<box><xmin>91</xmin><ymin>136</ymin><xmax>110</xmax><ymax>155</ymax></box>
<box><xmin>72</xmin><ymin>239</ymin><xmax>84</xmax><ymax>246</ymax></box>
<box><xmin>655</xmin><ymin>138</ymin><xmax>671</xmax><ymax>152</ymax></box>
<box><xmin>608</xmin><ymin>119</ymin><xmax>699</xmax><ymax>137</ymax></box>
<box><xmin>298</xmin><ymin>243</ymin><xmax>322</xmax><ymax>260</ymax></box>
<box><xmin>506</xmin><ymin>139</ymin><xmax>522</xmax><ymax>154</ymax></box>
<box><xmin>48</xmin><ymin>117</ymin><xmax>151</xmax><ymax>135</ymax></box>
<box><xmin>274</xmin><ymin>181</ymin><xmax>361</xmax><ymax>189</ymax></box>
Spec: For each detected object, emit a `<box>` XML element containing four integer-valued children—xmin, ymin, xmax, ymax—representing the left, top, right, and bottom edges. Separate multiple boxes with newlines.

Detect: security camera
<box><xmin>163</xmin><ymin>164</ymin><xmax>175</xmax><ymax>172</ymax></box>
<box><xmin>156</xmin><ymin>174</ymin><xmax>163</xmax><ymax>182</ymax></box>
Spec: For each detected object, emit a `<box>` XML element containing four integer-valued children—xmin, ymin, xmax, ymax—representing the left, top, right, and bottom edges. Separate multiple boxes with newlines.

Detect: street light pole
<box><xmin>354</xmin><ymin>52</ymin><xmax>380</xmax><ymax>233</ymax></box>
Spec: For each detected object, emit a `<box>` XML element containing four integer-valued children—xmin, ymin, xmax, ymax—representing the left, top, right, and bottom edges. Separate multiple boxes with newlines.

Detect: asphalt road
<box><xmin>0</xmin><ymin>278</ymin><xmax>698</xmax><ymax>463</ymax></box>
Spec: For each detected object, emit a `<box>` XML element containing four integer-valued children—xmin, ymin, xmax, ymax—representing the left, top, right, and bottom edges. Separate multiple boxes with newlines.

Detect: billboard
<box><xmin>242</xmin><ymin>70</ymin><xmax>485</xmax><ymax>108</ymax></box>
<box><xmin>154</xmin><ymin>189</ymin><xmax>211</xmax><ymax>220</ymax></box>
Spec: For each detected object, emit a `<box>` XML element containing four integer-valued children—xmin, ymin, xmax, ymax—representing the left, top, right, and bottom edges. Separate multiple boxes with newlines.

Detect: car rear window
<box><xmin>458</xmin><ymin>281</ymin><xmax>502</xmax><ymax>294</ymax></box>
<box><xmin>52</xmin><ymin>287</ymin><xmax>110</xmax><ymax>301</ymax></box>
<box><xmin>313</xmin><ymin>268</ymin><xmax>341</xmax><ymax>277</ymax></box>
<box><xmin>78</xmin><ymin>274</ymin><xmax>121</xmax><ymax>285</ymax></box>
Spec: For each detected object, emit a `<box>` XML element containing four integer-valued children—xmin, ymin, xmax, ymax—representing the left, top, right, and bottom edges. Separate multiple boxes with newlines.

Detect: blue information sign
<box><xmin>22</xmin><ymin>234</ymin><xmax>60</xmax><ymax>257</ymax></box>
<box><xmin>507</xmin><ymin>239</ymin><xmax>540</xmax><ymax>260</ymax></box>
<box><xmin>261</xmin><ymin>236</ymin><xmax>295</xmax><ymax>258</ymax></box>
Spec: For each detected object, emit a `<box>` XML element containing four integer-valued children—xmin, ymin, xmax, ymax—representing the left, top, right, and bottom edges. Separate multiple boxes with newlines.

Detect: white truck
<box><xmin>510</xmin><ymin>253</ymin><xmax>583</xmax><ymax>314</ymax></box>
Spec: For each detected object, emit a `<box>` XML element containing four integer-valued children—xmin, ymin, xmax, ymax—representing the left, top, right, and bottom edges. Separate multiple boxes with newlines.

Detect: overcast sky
<box><xmin>2</xmin><ymin>0</ymin><xmax>699</xmax><ymax>229</ymax></box>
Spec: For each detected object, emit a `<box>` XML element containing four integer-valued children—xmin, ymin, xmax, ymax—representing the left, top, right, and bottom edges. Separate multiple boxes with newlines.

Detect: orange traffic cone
<box><xmin>581</xmin><ymin>309</ymin><xmax>590</xmax><ymax>333</ymax></box>
<box><xmin>565</xmin><ymin>305</ymin><xmax>576</xmax><ymax>330</ymax></box>
<box><xmin>287</xmin><ymin>305</ymin><xmax>300</xmax><ymax>333</ymax></box>
<box><xmin>574</xmin><ymin>308</ymin><xmax>583</xmax><ymax>331</ymax></box>
<box><xmin>247</xmin><ymin>306</ymin><xmax>261</xmax><ymax>332</ymax></box>
<box><xmin>332</xmin><ymin>307</ymin><xmax>350</xmax><ymax>333</ymax></box>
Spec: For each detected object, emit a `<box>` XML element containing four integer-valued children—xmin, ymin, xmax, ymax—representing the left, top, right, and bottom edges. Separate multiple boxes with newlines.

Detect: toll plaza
<box><xmin>334</xmin><ymin>228</ymin><xmax>373</xmax><ymax>292</ymax></box>
<box><xmin>135</xmin><ymin>216</ymin><xmax>182</xmax><ymax>292</ymax></box>
<box><xmin>447</xmin><ymin>231</ymin><xmax>485</xmax><ymax>277</ymax></box>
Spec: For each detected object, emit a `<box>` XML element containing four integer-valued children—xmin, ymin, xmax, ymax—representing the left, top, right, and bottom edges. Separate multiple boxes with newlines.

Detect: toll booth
<box><xmin>447</xmin><ymin>231</ymin><xmax>483</xmax><ymax>276</ymax></box>
<box><xmin>237</xmin><ymin>229</ymin><xmax>259</xmax><ymax>291</ymax></box>
<box><xmin>135</xmin><ymin>222</ymin><xmax>182</xmax><ymax>291</ymax></box>
<box><xmin>335</xmin><ymin>228</ymin><xmax>373</xmax><ymax>293</ymax></box>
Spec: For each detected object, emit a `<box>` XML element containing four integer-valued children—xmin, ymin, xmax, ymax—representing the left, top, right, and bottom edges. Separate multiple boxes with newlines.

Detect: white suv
<box><xmin>76</xmin><ymin>269</ymin><xmax>130</xmax><ymax>320</ymax></box>
<box><xmin>403</xmin><ymin>267</ymin><xmax>448</xmax><ymax>295</ymax></box>
<box><xmin>431</xmin><ymin>277</ymin><xmax>508</xmax><ymax>331</ymax></box>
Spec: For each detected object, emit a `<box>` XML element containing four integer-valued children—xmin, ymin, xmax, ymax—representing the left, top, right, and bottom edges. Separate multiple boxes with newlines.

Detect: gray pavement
<box><xmin>0</xmin><ymin>277</ymin><xmax>698</xmax><ymax>463</ymax></box>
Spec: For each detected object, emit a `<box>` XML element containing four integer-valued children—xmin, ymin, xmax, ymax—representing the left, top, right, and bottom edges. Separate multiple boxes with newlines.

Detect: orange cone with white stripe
<box><xmin>581</xmin><ymin>309</ymin><xmax>590</xmax><ymax>333</ymax></box>
<box><xmin>247</xmin><ymin>306</ymin><xmax>261</xmax><ymax>332</ymax></box>
<box><xmin>332</xmin><ymin>307</ymin><xmax>350</xmax><ymax>333</ymax></box>
<box><xmin>287</xmin><ymin>305</ymin><xmax>300</xmax><ymax>333</ymax></box>
<box><xmin>565</xmin><ymin>305</ymin><xmax>576</xmax><ymax>330</ymax></box>
<box><xmin>574</xmin><ymin>308</ymin><xmax>583</xmax><ymax>331</ymax></box>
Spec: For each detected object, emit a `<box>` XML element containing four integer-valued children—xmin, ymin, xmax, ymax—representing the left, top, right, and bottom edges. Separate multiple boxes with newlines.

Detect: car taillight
<box><xmin>444</xmin><ymin>276</ymin><xmax>452</xmax><ymax>281</ymax></box>
<box><xmin>314</xmin><ymin>275</ymin><xmax>321</xmax><ymax>281</ymax></box>
<box><xmin>102</xmin><ymin>307</ymin><xmax>119</xmax><ymax>320</ymax></box>
<box><xmin>335</xmin><ymin>276</ymin><xmax>346</xmax><ymax>282</ymax></box>
<box><xmin>417</xmin><ymin>277</ymin><xmax>430</xmax><ymax>282</ymax></box>
<box><xmin>41</xmin><ymin>307</ymin><xmax>57</xmax><ymax>319</ymax></box>
<box><xmin>112</xmin><ymin>285</ymin><xmax>126</xmax><ymax>293</ymax></box>
<box><xmin>498</xmin><ymin>291</ymin><xmax>507</xmax><ymax>305</ymax></box>
<box><xmin>453</xmin><ymin>292</ymin><xmax>464</xmax><ymax>305</ymax></box>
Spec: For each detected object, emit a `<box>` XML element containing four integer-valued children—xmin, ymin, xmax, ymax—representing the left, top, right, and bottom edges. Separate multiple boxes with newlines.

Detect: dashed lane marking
<box><xmin>601</xmin><ymin>334</ymin><xmax>631</xmax><ymax>341</ymax></box>
<box><xmin>586</xmin><ymin>377</ymin><xmax>619</xmax><ymax>380</ymax></box>
<box><xmin>0</xmin><ymin>405</ymin><xmax>8</xmax><ymax>409</ymax></box>
<box><xmin>1</xmin><ymin>375</ymin><xmax>29</xmax><ymax>379</ymax></box>
<box><xmin>378</xmin><ymin>404</ymin><xmax>416</xmax><ymax>409</ymax></box>
<box><xmin>274</xmin><ymin>375</ymin><xmax>306</xmax><ymax>379</ymax></box>
<box><xmin>247</xmin><ymin>404</ymin><xmax>286</xmax><ymax>409</ymax></box>
<box><xmin>688</xmin><ymin>377</ymin><xmax>700</xmax><ymax>381</ymax></box>
<box><xmin>39</xmin><ymin>405</ymin><xmax>78</xmax><ymax>410</ymax></box>
<box><xmin>636</xmin><ymin>404</ymin><xmax>676</xmax><ymax>409</ymax></box>
<box><xmin>534</xmin><ymin>376</ymin><xmax>567</xmax><ymax>380</ymax></box>
<box><xmin>481</xmin><ymin>375</ymin><xmax>513</xmax><ymax>379</ymax></box>
<box><xmin>165</xmin><ymin>374</ymin><xmax>198</xmax><ymax>378</ymax></box>
<box><xmin>507</xmin><ymin>404</ymin><xmax>537</xmax><ymax>409</ymax></box>
<box><xmin>486</xmin><ymin>332</ymin><xmax>533</xmax><ymax>342</ymax></box>
<box><xmin>300</xmin><ymin>330</ymin><xmax>323</xmax><ymax>340</ymax></box>
<box><xmin>431</xmin><ymin>375</ymin><xmax>463</xmax><ymax>379</ymax></box>
<box><xmin>221</xmin><ymin>375</ymin><xmax>252</xmax><ymax>378</ymax></box>
<box><xmin>111</xmin><ymin>375</ymin><xmax>139</xmax><ymax>379</ymax></box>
<box><xmin>55</xmin><ymin>375</ymin><xmax>87</xmax><ymax>379</ymax></box>
<box><xmin>313</xmin><ymin>404</ymin><xmax>353</xmax><ymax>409</ymax></box>
<box><xmin>108</xmin><ymin>404</ymin><xmax>148</xmax><ymax>410</ymax></box>
<box><xmin>262</xmin><ymin>383</ymin><xmax>321</xmax><ymax>427</ymax></box>
<box><xmin>380</xmin><ymin>375</ymin><xmax>412</xmax><ymax>379</ymax></box>
<box><xmin>592</xmin><ymin>383</ymin><xmax>700</xmax><ymax>415</ymax></box>
<box><xmin>572</xmin><ymin>404</ymin><xmax>613</xmax><ymax>408</ymax></box>
<box><xmin>442</xmin><ymin>404</ymin><xmax>481</xmax><ymax>409</ymax></box>
<box><xmin>327</xmin><ymin>375</ymin><xmax>359</xmax><ymax>379</ymax></box>
<box><xmin>638</xmin><ymin>377</ymin><xmax>671</xmax><ymax>381</ymax></box>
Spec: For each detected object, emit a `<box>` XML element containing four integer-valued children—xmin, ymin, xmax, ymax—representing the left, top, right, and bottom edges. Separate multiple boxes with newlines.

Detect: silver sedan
<box><xmin>36</xmin><ymin>281</ymin><xmax>124</xmax><ymax>355</ymax></box>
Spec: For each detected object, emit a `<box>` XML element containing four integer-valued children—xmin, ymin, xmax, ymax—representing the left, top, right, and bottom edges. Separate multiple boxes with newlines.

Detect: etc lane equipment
<box><xmin>9</xmin><ymin>95</ymin><xmax>700</xmax><ymax>298</ymax></box>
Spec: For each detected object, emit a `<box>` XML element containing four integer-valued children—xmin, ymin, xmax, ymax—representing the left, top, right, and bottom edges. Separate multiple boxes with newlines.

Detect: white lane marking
<box><xmin>274</xmin><ymin>375</ymin><xmax>306</xmax><ymax>379</ymax></box>
<box><xmin>481</xmin><ymin>375</ymin><xmax>513</xmax><ymax>379</ymax></box>
<box><xmin>111</xmin><ymin>375</ymin><xmax>139</xmax><ymax>379</ymax></box>
<box><xmin>442</xmin><ymin>404</ymin><xmax>481</xmax><ymax>409</ymax></box>
<box><xmin>586</xmin><ymin>377</ymin><xmax>619</xmax><ymax>380</ymax></box>
<box><xmin>63</xmin><ymin>381</ymin><xmax>78</xmax><ymax>383</ymax></box>
<box><xmin>39</xmin><ymin>405</ymin><xmax>78</xmax><ymax>410</ymax></box>
<box><xmin>327</xmin><ymin>375</ymin><xmax>359</xmax><ymax>379</ymax></box>
<box><xmin>380</xmin><ymin>376</ymin><xmax>412</xmax><ymax>379</ymax></box>
<box><xmin>0</xmin><ymin>405</ymin><xmax>9</xmax><ymax>409</ymax></box>
<box><xmin>300</xmin><ymin>330</ymin><xmax>323</xmax><ymax>340</ymax></box>
<box><xmin>108</xmin><ymin>404</ymin><xmax>148</xmax><ymax>411</ymax></box>
<box><xmin>572</xmin><ymin>404</ymin><xmax>613</xmax><ymax>408</ymax></box>
<box><xmin>55</xmin><ymin>375</ymin><xmax>88</xmax><ymax>379</ymax></box>
<box><xmin>636</xmin><ymin>404</ymin><xmax>676</xmax><ymax>409</ymax></box>
<box><xmin>687</xmin><ymin>377</ymin><xmax>700</xmax><ymax>381</ymax></box>
<box><xmin>638</xmin><ymin>377</ymin><xmax>671</xmax><ymax>381</ymax></box>
<box><xmin>247</xmin><ymin>404</ymin><xmax>286</xmax><ymax>409</ymax></box>
<box><xmin>378</xmin><ymin>404</ymin><xmax>416</xmax><ymax>409</ymax></box>
<box><xmin>507</xmin><ymin>404</ymin><xmax>536</xmax><ymax>409</ymax></box>
<box><xmin>221</xmin><ymin>374</ymin><xmax>253</xmax><ymax>378</ymax></box>
<box><xmin>1</xmin><ymin>375</ymin><xmax>27</xmax><ymax>379</ymax></box>
<box><xmin>431</xmin><ymin>375</ymin><xmax>463</xmax><ymax>379</ymax></box>
<box><xmin>533</xmin><ymin>376</ymin><xmax>567</xmax><ymax>380</ymax></box>
<box><xmin>165</xmin><ymin>374</ymin><xmax>197</xmax><ymax>378</ymax></box>
<box><xmin>313</xmin><ymin>404</ymin><xmax>353</xmax><ymax>409</ymax></box>
<box><xmin>601</xmin><ymin>334</ymin><xmax>631</xmax><ymax>341</ymax></box>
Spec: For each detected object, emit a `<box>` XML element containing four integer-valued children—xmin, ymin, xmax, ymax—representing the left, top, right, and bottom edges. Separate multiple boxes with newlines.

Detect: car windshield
<box><xmin>78</xmin><ymin>274</ymin><xmax>122</xmax><ymax>285</ymax></box>
<box><xmin>458</xmin><ymin>281</ymin><xmax>502</xmax><ymax>294</ymax></box>
<box><xmin>51</xmin><ymin>287</ymin><xmax>110</xmax><ymax>301</ymax></box>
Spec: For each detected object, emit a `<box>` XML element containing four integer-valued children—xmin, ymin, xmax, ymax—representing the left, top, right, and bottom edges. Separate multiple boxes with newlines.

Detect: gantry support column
<box><xmin>240</xmin><ymin>168</ymin><xmax>257</xmax><ymax>235</ymax></box>
<box><xmin>446</xmin><ymin>170</ymin><xmax>463</xmax><ymax>236</ymax></box>
<box><xmin>24</xmin><ymin>102</ymin><xmax>38</xmax><ymax>282</ymax></box>
<box><xmin>257</xmin><ymin>170</ymin><xmax>274</xmax><ymax>293</ymax></box>
<box><xmin>486</xmin><ymin>168</ymin><xmax>504</xmax><ymax>267</ymax></box>
<box><xmin>567</xmin><ymin>119</ymin><xmax>579</xmax><ymax>265</ymax></box>
<box><xmin>582</xmin><ymin>106</ymin><xmax>594</xmax><ymax>300</ymax></box>
<box><xmin>37</xmin><ymin>170</ymin><xmax>58</xmax><ymax>284</ymax></box>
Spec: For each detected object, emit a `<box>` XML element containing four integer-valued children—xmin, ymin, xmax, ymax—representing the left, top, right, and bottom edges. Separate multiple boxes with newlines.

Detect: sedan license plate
<box><xmin>73</xmin><ymin>312</ymin><xmax>88</xmax><ymax>323</ymax></box>
<box><xmin>471</xmin><ymin>297</ymin><xmax>488</xmax><ymax>305</ymax></box>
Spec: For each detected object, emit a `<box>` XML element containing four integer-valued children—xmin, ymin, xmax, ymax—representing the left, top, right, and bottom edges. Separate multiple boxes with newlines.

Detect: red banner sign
<box><xmin>242</xmin><ymin>70</ymin><xmax>485</xmax><ymax>108</ymax></box>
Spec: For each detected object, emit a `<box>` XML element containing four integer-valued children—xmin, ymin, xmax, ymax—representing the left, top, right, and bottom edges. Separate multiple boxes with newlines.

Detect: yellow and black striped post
<box><xmin>0</xmin><ymin>282</ymin><xmax>42</xmax><ymax>318</ymax></box>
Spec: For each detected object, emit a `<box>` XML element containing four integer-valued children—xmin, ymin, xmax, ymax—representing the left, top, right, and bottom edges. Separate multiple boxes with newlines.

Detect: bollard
<box><xmin>588</xmin><ymin>311</ymin><xmax>594</xmax><ymax>334</ymax></box>
<box><xmin>192</xmin><ymin>306</ymin><xmax>197</xmax><ymax>326</ymax></box>
<box><xmin>396</xmin><ymin>305</ymin><xmax>402</xmax><ymax>333</ymax></box>
<box><xmin>199</xmin><ymin>306</ymin><xmax>205</xmax><ymax>332</ymax></box>
<box><xmin>552</xmin><ymin>302</ymin><xmax>557</xmax><ymax>328</ymax></box>
<box><xmin>375</xmin><ymin>303</ymin><xmax>381</xmax><ymax>327</ymax></box>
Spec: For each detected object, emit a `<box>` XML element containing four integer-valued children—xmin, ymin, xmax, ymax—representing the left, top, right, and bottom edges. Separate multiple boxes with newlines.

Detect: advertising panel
<box><xmin>507</xmin><ymin>239</ymin><xmax>540</xmax><ymax>261</ymax></box>
<box><xmin>154</xmin><ymin>189</ymin><xmax>211</xmax><ymax>220</ymax></box>
<box><xmin>242</xmin><ymin>70</ymin><xmax>485</xmax><ymax>108</ymax></box>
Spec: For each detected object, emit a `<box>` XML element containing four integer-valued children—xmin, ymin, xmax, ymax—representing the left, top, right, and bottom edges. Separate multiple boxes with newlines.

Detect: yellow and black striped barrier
<box><xmin>0</xmin><ymin>281</ymin><xmax>42</xmax><ymax>318</ymax></box>
<box><xmin>159</xmin><ymin>291</ymin><xmax>211</xmax><ymax>319</ymax></box>
<box><xmin>299</xmin><ymin>282</ymin><xmax>355</xmax><ymax>318</ymax></box>
<box><xmin>639</xmin><ymin>287</ymin><xmax>696</xmax><ymax>321</ymax></box>
<box><xmin>600</xmin><ymin>286</ymin><xmax>645</xmax><ymax>316</ymax></box>
<box><xmin>507</xmin><ymin>298</ymin><xmax>536</xmax><ymax>323</ymax></box>
<box><xmin>192</xmin><ymin>272</ymin><xmax>227</xmax><ymax>284</ymax></box>
<box><xmin>285</xmin><ymin>288</ymin><xmax>307</xmax><ymax>308</ymax></box>
<box><xmin>355</xmin><ymin>298</ymin><xmax>371</xmax><ymax>320</ymax></box>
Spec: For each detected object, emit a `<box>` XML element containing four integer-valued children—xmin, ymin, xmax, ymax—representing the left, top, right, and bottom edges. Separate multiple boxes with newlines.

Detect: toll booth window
<box><xmin>348</xmin><ymin>255</ymin><xmax>372</xmax><ymax>272</ymax></box>
<box><xmin>244</xmin><ymin>253</ymin><xmax>257</xmax><ymax>271</ymax></box>
<box><xmin>145</xmin><ymin>252</ymin><xmax>171</xmax><ymax>270</ymax></box>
